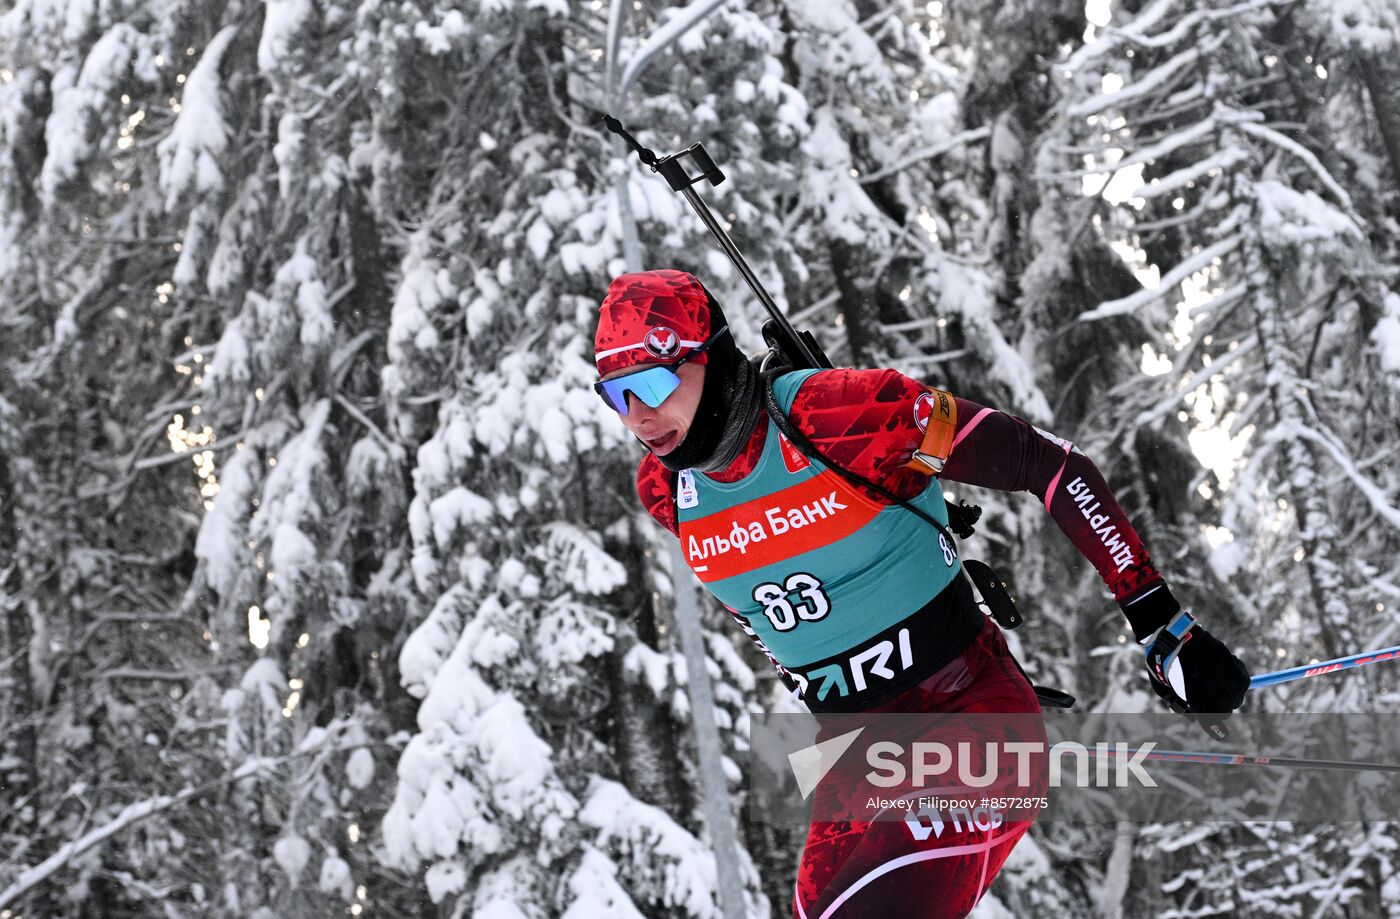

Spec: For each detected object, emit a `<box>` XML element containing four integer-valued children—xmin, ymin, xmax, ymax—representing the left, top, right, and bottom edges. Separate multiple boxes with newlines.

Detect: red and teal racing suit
<box><xmin>636</xmin><ymin>367</ymin><xmax>1171</xmax><ymax>919</ymax></box>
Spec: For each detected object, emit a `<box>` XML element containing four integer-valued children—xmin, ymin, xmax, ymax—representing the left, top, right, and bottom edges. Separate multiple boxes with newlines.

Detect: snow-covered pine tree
<box><xmin>3</xmin><ymin>1</ymin><xmax>427</xmax><ymax>914</ymax></box>
<box><xmin>3</xmin><ymin>0</ymin><xmax>786</xmax><ymax>912</ymax></box>
<box><xmin>363</xmin><ymin>2</ymin><xmax>790</xmax><ymax>914</ymax></box>
<box><xmin>1047</xmin><ymin>0</ymin><xmax>1400</xmax><ymax>913</ymax></box>
<box><xmin>0</xmin><ymin>4</ymin><xmax>266</xmax><ymax>913</ymax></box>
<box><xmin>1060</xmin><ymin>0</ymin><xmax>1400</xmax><ymax>706</ymax></box>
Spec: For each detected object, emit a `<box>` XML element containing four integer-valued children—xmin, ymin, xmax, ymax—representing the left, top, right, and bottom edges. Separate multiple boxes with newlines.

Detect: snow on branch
<box><xmin>1283</xmin><ymin>423</ymin><xmax>1400</xmax><ymax>531</ymax></box>
<box><xmin>858</xmin><ymin>126</ymin><xmax>991</xmax><ymax>184</ymax></box>
<box><xmin>258</xmin><ymin>0</ymin><xmax>313</xmax><ymax>72</ymax></box>
<box><xmin>39</xmin><ymin>24</ymin><xmax>141</xmax><ymax>204</ymax></box>
<box><xmin>1069</xmin><ymin>40</ymin><xmax>1218</xmax><ymax>119</ymax></box>
<box><xmin>399</xmin><ymin>584</ymin><xmax>469</xmax><ymax>699</ymax></box>
<box><xmin>1135</xmin><ymin>147</ymin><xmax>1250</xmax><ymax>200</ymax></box>
<box><xmin>1115</xmin><ymin>115</ymin><xmax>1230</xmax><ymax>171</ymax></box>
<box><xmin>1375</xmin><ymin>292</ymin><xmax>1400</xmax><ymax>376</ymax></box>
<box><xmin>0</xmin><ymin>757</ymin><xmax>274</xmax><ymax>909</ymax></box>
<box><xmin>1255</xmin><ymin>180</ymin><xmax>1362</xmax><ymax>250</ymax></box>
<box><xmin>1066</xmin><ymin>0</ymin><xmax>1178</xmax><ymax>71</ymax></box>
<box><xmin>1067</xmin><ymin>0</ymin><xmax>1283</xmax><ymax>71</ymax></box>
<box><xmin>1086</xmin><ymin>107</ymin><xmax>1264</xmax><ymax>180</ymax></box>
<box><xmin>563</xmin><ymin>847</ymin><xmax>649</xmax><ymax>919</ymax></box>
<box><xmin>542</xmin><ymin>522</ymin><xmax>627</xmax><ymax>595</ymax></box>
<box><xmin>1134</xmin><ymin>333</ymin><xmax>1257</xmax><ymax>428</ymax></box>
<box><xmin>1233</xmin><ymin>120</ymin><xmax>1356</xmax><ymax>215</ymax></box>
<box><xmin>1113</xmin><ymin>0</ymin><xmax>1283</xmax><ymax>50</ymax></box>
<box><xmin>1079</xmin><ymin>234</ymin><xmax>1241</xmax><ymax>322</ymax></box>
<box><xmin>157</xmin><ymin>25</ymin><xmax>238</xmax><ymax>211</ymax></box>
<box><xmin>578</xmin><ymin>776</ymin><xmax>719</xmax><ymax>918</ymax></box>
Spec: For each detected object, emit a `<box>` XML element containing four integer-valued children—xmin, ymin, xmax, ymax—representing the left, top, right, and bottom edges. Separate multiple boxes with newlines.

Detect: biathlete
<box><xmin>592</xmin><ymin>269</ymin><xmax>1250</xmax><ymax>918</ymax></box>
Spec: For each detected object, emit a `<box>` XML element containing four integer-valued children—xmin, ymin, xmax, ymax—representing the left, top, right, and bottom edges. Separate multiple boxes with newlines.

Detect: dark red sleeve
<box><xmin>636</xmin><ymin>454</ymin><xmax>677</xmax><ymax>535</ymax></box>
<box><xmin>789</xmin><ymin>369</ymin><xmax>1177</xmax><ymax>636</ymax></box>
<box><xmin>939</xmin><ymin>402</ymin><xmax>1166</xmax><ymax>610</ymax></box>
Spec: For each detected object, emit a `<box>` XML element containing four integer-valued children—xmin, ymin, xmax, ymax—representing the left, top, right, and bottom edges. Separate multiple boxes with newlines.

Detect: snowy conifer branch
<box><xmin>1233</xmin><ymin>121</ymin><xmax>1356</xmax><ymax>216</ymax></box>
<box><xmin>0</xmin><ymin>731</ymin><xmax>359</xmax><ymax>909</ymax></box>
<box><xmin>1134</xmin><ymin>148</ymin><xmax>1250</xmax><ymax>201</ymax></box>
<box><xmin>1068</xmin><ymin>41</ymin><xmax>1215</xmax><ymax>119</ymax></box>
<box><xmin>0</xmin><ymin>757</ymin><xmax>275</xmax><ymax>909</ymax></box>
<box><xmin>1063</xmin><ymin>0</ymin><xmax>1175</xmax><ymax>71</ymax></box>
<box><xmin>1066</xmin><ymin>0</ymin><xmax>1283</xmax><ymax>71</ymax></box>
<box><xmin>1116</xmin><ymin>114</ymin><xmax>1233</xmax><ymax>170</ymax></box>
<box><xmin>1079</xmin><ymin>234</ymin><xmax>1241</xmax><ymax>321</ymax></box>
<box><xmin>858</xmin><ymin>126</ymin><xmax>991</xmax><ymax>184</ymax></box>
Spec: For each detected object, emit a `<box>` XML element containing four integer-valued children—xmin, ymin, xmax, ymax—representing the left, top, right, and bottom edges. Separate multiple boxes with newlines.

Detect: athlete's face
<box><xmin>600</xmin><ymin>362</ymin><xmax>705</xmax><ymax>457</ymax></box>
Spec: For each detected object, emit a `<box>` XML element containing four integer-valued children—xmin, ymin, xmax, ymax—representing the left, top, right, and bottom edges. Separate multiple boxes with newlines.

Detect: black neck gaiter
<box><xmin>655</xmin><ymin>304</ymin><xmax>762</xmax><ymax>474</ymax></box>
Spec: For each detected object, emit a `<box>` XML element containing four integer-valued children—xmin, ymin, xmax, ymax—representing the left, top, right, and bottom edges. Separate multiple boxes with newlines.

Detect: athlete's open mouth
<box><xmin>646</xmin><ymin>430</ymin><xmax>679</xmax><ymax>454</ymax></box>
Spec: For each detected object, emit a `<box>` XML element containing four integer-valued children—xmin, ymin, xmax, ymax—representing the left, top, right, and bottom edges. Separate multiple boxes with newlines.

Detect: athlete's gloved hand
<box><xmin>1143</xmin><ymin>610</ymin><xmax>1250</xmax><ymax>740</ymax></box>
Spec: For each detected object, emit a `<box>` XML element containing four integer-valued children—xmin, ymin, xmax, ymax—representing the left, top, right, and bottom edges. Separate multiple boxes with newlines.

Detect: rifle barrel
<box><xmin>677</xmin><ymin>186</ymin><xmax>823</xmax><ymax>369</ymax></box>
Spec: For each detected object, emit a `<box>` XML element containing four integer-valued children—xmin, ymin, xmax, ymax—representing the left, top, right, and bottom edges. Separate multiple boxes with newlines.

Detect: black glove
<box><xmin>1143</xmin><ymin>610</ymin><xmax>1251</xmax><ymax>740</ymax></box>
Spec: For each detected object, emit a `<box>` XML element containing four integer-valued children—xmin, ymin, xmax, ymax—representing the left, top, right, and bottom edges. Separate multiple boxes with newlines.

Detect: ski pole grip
<box><xmin>656</xmin><ymin>143</ymin><xmax>725</xmax><ymax>191</ymax></box>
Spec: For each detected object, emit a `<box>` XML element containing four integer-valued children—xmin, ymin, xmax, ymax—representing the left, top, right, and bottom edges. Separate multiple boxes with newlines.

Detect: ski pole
<box><xmin>1093</xmin><ymin>746</ymin><xmax>1400</xmax><ymax>775</ymax></box>
<box><xmin>1249</xmin><ymin>644</ymin><xmax>1400</xmax><ymax>689</ymax></box>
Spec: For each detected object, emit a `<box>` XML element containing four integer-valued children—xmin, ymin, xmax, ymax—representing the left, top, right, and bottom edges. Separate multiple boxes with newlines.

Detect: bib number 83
<box><xmin>753</xmin><ymin>573</ymin><xmax>830</xmax><ymax>632</ymax></box>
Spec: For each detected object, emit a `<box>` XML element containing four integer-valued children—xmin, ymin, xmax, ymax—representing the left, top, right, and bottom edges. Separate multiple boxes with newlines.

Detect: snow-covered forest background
<box><xmin>2</xmin><ymin>0</ymin><xmax>1399</xmax><ymax>914</ymax></box>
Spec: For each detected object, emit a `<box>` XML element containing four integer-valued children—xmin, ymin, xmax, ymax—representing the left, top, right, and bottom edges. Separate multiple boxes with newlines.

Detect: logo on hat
<box><xmin>643</xmin><ymin>327</ymin><xmax>681</xmax><ymax>360</ymax></box>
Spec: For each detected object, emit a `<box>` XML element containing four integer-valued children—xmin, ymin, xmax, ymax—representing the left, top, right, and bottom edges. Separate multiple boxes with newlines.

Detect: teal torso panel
<box><xmin>676</xmin><ymin>370</ymin><xmax>962</xmax><ymax>671</ymax></box>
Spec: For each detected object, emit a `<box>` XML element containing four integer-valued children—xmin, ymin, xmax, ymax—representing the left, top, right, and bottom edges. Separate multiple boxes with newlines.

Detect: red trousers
<box><xmin>793</xmin><ymin>617</ymin><xmax>1046</xmax><ymax>919</ymax></box>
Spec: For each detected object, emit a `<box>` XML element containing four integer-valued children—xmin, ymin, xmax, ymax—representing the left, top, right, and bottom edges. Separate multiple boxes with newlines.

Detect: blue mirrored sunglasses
<box><xmin>594</xmin><ymin>325</ymin><xmax>728</xmax><ymax>415</ymax></box>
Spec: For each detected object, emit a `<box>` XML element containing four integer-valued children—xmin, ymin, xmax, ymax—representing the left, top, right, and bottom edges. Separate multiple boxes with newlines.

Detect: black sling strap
<box><xmin>758</xmin><ymin>370</ymin><xmax>980</xmax><ymax>545</ymax></box>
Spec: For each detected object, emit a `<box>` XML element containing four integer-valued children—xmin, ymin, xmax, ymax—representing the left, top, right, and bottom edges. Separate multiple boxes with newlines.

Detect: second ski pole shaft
<box><xmin>1250</xmin><ymin>644</ymin><xmax>1400</xmax><ymax>689</ymax></box>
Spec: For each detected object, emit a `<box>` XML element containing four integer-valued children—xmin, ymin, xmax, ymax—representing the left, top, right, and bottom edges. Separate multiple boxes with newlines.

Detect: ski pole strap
<box><xmin>1145</xmin><ymin>609</ymin><xmax>1196</xmax><ymax>687</ymax></box>
<box><xmin>602</xmin><ymin>114</ymin><xmax>661</xmax><ymax>168</ymax></box>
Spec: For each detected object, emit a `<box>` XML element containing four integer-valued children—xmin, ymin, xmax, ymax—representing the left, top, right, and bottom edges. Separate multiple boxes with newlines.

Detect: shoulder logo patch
<box><xmin>913</xmin><ymin>391</ymin><xmax>936</xmax><ymax>433</ymax></box>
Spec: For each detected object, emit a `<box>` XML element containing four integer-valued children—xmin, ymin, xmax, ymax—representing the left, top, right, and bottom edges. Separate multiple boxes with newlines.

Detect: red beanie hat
<box><xmin>594</xmin><ymin>270</ymin><xmax>714</xmax><ymax>377</ymax></box>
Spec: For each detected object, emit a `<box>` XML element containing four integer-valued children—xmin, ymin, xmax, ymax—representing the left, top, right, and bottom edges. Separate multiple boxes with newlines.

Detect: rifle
<box><xmin>602</xmin><ymin>115</ymin><xmax>832</xmax><ymax>372</ymax></box>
